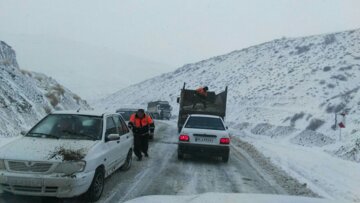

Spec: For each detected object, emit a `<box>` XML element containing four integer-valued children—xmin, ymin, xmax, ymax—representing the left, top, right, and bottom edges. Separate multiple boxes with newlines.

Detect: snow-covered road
<box><xmin>0</xmin><ymin>121</ymin><xmax>317</xmax><ymax>203</ymax></box>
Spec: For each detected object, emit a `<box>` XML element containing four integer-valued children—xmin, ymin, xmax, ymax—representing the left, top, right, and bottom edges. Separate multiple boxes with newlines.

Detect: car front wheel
<box><xmin>84</xmin><ymin>167</ymin><xmax>105</xmax><ymax>202</ymax></box>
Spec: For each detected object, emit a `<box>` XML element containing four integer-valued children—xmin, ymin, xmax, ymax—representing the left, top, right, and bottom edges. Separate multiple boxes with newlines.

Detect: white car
<box><xmin>178</xmin><ymin>114</ymin><xmax>230</xmax><ymax>162</ymax></box>
<box><xmin>0</xmin><ymin>111</ymin><xmax>134</xmax><ymax>202</ymax></box>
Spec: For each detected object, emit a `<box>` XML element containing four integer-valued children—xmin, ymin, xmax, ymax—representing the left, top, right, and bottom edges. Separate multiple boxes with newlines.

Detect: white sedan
<box><xmin>0</xmin><ymin>111</ymin><xmax>134</xmax><ymax>202</ymax></box>
<box><xmin>178</xmin><ymin>114</ymin><xmax>230</xmax><ymax>162</ymax></box>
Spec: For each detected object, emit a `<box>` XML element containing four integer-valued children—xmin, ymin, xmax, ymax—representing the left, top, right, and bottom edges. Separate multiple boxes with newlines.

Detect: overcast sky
<box><xmin>1</xmin><ymin>0</ymin><xmax>360</xmax><ymax>67</ymax></box>
<box><xmin>1</xmin><ymin>0</ymin><xmax>360</xmax><ymax>99</ymax></box>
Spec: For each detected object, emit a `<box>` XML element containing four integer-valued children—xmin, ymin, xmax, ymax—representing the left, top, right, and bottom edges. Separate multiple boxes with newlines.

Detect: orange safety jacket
<box><xmin>129</xmin><ymin>114</ymin><xmax>155</xmax><ymax>135</ymax></box>
<box><xmin>196</xmin><ymin>87</ymin><xmax>208</xmax><ymax>97</ymax></box>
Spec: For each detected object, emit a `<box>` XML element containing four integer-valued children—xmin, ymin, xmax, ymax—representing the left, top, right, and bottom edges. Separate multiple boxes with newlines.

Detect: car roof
<box><xmin>116</xmin><ymin>108</ymin><xmax>138</xmax><ymax>112</ymax></box>
<box><xmin>189</xmin><ymin>114</ymin><xmax>222</xmax><ymax>119</ymax></box>
<box><xmin>51</xmin><ymin>110</ymin><xmax>113</xmax><ymax>117</ymax></box>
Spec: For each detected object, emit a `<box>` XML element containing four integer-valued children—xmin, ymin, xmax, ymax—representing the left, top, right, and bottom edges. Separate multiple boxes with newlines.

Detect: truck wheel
<box><xmin>222</xmin><ymin>154</ymin><xmax>229</xmax><ymax>163</ymax></box>
<box><xmin>84</xmin><ymin>167</ymin><xmax>105</xmax><ymax>202</ymax></box>
<box><xmin>121</xmin><ymin>149</ymin><xmax>133</xmax><ymax>171</ymax></box>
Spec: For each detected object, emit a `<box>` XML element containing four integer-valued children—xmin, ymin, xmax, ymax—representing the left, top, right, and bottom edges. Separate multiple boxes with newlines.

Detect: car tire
<box><xmin>222</xmin><ymin>154</ymin><xmax>229</xmax><ymax>163</ymax></box>
<box><xmin>84</xmin><ymin>167</ymin><xmax>105</xmax><ymax>202</ymax></box>
<box><xmin>121</xmin><ymin>149</ymin><xmax>133</xmax><ymax>171</ymax></box>
<box><xmin>178</xmin><ymin>152</ymin><xmax>184</xmax><ymax>160</ymax></box>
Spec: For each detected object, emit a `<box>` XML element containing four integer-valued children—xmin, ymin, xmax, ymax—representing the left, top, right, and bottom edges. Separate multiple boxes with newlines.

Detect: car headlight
<box><xmin>0</xmin><ymin>160</ymin><xmax>5</xmax><ymax>170</ymax></box>
<box><xmin>53</xmin><ymin>161</ymin><xmax>86</xmax><ymax>175</ymax></box>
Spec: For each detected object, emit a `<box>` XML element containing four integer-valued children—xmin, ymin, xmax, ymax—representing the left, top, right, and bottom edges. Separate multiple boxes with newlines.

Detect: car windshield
<box><xmin>159</xmin><ymin>104</ymin><xmax>170</xmax><ymax>110</ymax></box>
<box><xmin>185</xmin><ymin>117</ymin><xmax>225</xmax><ymax>131</ymax></box>
<box><xmin>27</xmin><ymin>114</ymin><xmax>103</xmax><ymax>140</ymax></box>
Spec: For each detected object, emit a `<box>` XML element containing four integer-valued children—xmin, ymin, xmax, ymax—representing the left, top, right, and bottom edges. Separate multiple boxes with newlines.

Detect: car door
<box><xmin>118</xmin><ymin>115</ymin><xmax>133</xmax><ymax>155</ymax></box>
<box><xmin>113</xmin><ymin>115</ymin><xmax>128</xmax><ymax>164</ymax></box>
<box><xmin>104</xmin><ymin>116</ymin><xmax>121</xmax><ymax>174</ymax></box>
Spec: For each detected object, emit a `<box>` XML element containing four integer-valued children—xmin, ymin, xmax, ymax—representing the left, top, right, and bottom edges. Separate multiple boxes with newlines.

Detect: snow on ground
<box><xmin>229</xmin><ymin>125</ymin><xmax>360</xmax><ymax>202</ymax></box>
<box><xmin>124</xmin><ymin>193</ymin><xmax>342</xmax><ymax>203</ymax></box>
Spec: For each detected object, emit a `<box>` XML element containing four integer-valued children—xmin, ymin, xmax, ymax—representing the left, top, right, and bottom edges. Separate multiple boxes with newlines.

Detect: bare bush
<box><xmin>45</xmin><ymin>92</ymin><xmax>59</xmax><ymax>107</ymax></box>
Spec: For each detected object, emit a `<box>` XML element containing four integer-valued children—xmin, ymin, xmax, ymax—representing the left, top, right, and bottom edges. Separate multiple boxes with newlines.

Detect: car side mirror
<box><xmin>177</xmin><ymin>97</ymin><xmax>180</xmax><ymax>103</ymax></box>
<box><xmin>226</xmin><ymin>126</ymin><xmax>229</xmax><ymax>130</ymax></box>
<box><xmin>106</xmin><ymin>134</ymin><xmax>120</xmax><ymax>142</ymax></box>
<box><xmin>20</xmin><ymin>130</ymin><xmax>28</xmax><ymax>136</ymax></box>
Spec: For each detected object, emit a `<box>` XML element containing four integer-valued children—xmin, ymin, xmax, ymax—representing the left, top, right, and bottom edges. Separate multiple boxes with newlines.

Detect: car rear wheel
<box><xmin>222</xmin><ymin>153</ymin><xmax>229</xmax><ymax>163</ymax></box>
<box><xmin>84</xmin><ymin>167</ymin><xmax>105</xmax><ymax>202</ymax></box>
<box><xmin>121</xmin><ymin>149</ymin><xmax>133</xmax><ymax>171</ymax></box>
<box><xmin>178</xmin><ymin>152</ymin><xmax>184</xmax><ymax>160</ymax></box>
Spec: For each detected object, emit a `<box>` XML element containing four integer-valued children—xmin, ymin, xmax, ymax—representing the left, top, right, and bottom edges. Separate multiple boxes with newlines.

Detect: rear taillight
<box><xmin>220</xmin><ymin>137</ymin><xmax>230</xmax><ymax>144</ymax></box>
<box><xmin>179</xmin><ymin>134</ymin><xmax>190</xmax><ymax>142</ymax></box>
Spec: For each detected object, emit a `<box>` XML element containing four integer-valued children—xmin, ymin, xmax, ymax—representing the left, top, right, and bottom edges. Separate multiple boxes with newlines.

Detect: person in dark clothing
<box><xmin>193</xmin><ymin>86</ymin><xmax>209</xmax><ymax>109</ymax></box>
<box><xmin>128</xmin><ymin>109</ymin><xmax>155</xmax><ymax>161</ymax></box>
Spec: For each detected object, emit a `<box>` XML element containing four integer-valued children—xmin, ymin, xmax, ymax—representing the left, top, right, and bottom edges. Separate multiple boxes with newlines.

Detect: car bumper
<box><xmin>0</xmin><ymin>170</ymin><xmax>95</xmax><ymax>198</ymax></box>
<box><xmin>178</xmin><ymin>143</ymin><xmax>230</xmax><ymax>156</ymax></box>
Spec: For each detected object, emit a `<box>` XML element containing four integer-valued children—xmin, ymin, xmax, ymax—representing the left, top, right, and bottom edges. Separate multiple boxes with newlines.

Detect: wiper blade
<box><xmin>62</xmin><ymin>130</ymin><xmax>97</xmax><ymax>140</ymax></box>
<box><xmin>27</xmin><ymin>132</ymin><xmax>59</xmax><ymax>139</ymax></box>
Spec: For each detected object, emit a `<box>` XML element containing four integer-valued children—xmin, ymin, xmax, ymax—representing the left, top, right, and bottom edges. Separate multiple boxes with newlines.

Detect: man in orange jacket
<box><xmin>193</xmin><ymin>86</ymin><xmax>209</xmax><ymax>109</ymax></box>
<box><xmin>128</xmin><ymin>109</ymin><xmax>155</xmax><ymax>161</ymax></box>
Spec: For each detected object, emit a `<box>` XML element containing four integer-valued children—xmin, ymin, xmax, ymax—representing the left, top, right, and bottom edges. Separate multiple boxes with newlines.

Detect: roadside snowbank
<box><xmin>230</xmin><ymin>125</ymin><xmax>360</xmax><ymax>202</ymax></box>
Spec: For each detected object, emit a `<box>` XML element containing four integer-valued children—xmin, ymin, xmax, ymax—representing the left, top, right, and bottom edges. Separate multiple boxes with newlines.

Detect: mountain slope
<box><xmin>96</xmin><ymin>29</ymin><xmax>360</xmax><ymax>161</ymax></box>
<box><xmin>0</xmin><ymin>41</ymin><xmax>90</xmax><ymax>136</ymax></box>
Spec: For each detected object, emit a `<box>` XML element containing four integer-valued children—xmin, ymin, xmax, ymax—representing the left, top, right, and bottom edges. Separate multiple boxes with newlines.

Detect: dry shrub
<box><xmin>45</xmin><ymin>92</ymin><xmax>59</xmax><ymax>107</ymax></box>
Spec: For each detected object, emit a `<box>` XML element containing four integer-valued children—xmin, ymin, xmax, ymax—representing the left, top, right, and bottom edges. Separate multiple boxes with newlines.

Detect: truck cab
<box><xmin>147</xmin><ymin>101</ymin><xmax>172</xmax><ymax>120</ymax></box>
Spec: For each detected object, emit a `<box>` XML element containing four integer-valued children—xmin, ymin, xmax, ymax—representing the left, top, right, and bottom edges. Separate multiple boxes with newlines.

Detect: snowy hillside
<box><xmin>96</xmin><ymin>29</ymin><xmax>360</xmax><ymax>162</ymax></box>
<box><xmin>0</xmin><ymin>41</ymin><xmax>90</xmax><ymax>137</ymax></box>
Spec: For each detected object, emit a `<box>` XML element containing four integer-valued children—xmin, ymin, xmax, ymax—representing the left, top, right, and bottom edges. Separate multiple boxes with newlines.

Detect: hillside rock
<box><xmin>0</xmin><ymin>41</ymin><xmax>90</xmax><ymax>136</ymax></box>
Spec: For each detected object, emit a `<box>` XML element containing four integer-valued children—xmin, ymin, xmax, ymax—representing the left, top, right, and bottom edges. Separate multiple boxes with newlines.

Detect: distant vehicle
<box><xmin>0</xmin><ymin>111</ymin><xmax>134</xmax><ymax>202</ymax></box>
<box><xmin>178</xmin><ymin>114</ymin><xmax>230</xmax><ymax>162</ymax></box>
<box><xmin>116</xmin><ymin>108</ymin><xmax>138</xmax><ymax>122</ymax></box>
<box><xmin>177</xmin><ymin>83</ymin><xmax>228</xmax><ymax>133</ymax></box>
<box><xmin>147</xmin><ymin>101</ymin><xmax>172</xmax><ymax>120</ymax></box>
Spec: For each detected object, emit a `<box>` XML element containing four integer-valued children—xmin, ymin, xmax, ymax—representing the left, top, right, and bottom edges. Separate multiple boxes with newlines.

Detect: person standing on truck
<box><xmin>193</xmin><ymin>86</ymin><xmax>209</xmax><ymax>109</ymax></box>
<box><xmin>128</xmin><ymin>109</ymin><xmax>155</xmax><ymax>161</ymax></box>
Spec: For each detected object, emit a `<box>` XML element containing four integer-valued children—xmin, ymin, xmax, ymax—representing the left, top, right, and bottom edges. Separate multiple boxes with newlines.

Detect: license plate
<box><xmin>7</xmin><ymin>177</ymin><xmax>43</xmax><ymax>186</ymax></box>
<box><xmin>195</xmin><ymin>137</ymin><xmax>214</xmax><ymax>143</ymax></box>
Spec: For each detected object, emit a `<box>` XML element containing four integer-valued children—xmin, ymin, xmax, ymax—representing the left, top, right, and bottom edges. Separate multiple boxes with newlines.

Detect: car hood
<box><xmin>124</xmin><ymin>193</ymin><xmax>344</xmax><ymax>203</ymax></box>
<box><xmin>0</xmin><ymin>136</ymin><xmax>99</xmax><ymax>162</ymax></box>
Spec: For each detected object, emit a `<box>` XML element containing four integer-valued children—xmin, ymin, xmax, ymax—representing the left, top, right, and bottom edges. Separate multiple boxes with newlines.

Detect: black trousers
<box><xmin>134</xmin><ymin>133</ymin><xmax>149</xmax><ymax>158</ymax></box>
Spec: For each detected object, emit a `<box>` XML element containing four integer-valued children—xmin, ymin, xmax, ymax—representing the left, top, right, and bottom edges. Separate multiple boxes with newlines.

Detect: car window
<box><xmin>113</xmin><ymin>115</ymin><xmax>126</xmax><ymax>135</ymax></box>
<box><xmin>106</xmin><ymin>117</ymin><xmax>118</xmax><ymax>136</ymax></box>
<box><xmin>119</xmin><ymin>116</ymin><xmax>130</xmax><ymax>134</ymax></box>
<box><xmin>185</xmin><ymin>117</ymin><xmax>225</xmax><ymax>131</ymax></box>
